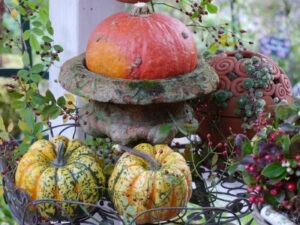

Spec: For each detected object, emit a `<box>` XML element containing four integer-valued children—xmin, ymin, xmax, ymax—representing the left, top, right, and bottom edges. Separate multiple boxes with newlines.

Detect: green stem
<box><xmin>51</xmin><ymin>140</ymin><xmax>66</xmax><ymax>167</ymax></box>
<box><xmin>115</xmin><ymin>144</ymin><xmax>159</xmax><ymax>170</ymax></box>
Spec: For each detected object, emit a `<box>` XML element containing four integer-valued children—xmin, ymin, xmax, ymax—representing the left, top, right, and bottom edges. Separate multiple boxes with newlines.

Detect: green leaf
<box><xmin>31</xmin><ymin>63</ymin><xmax>44</xmax><ymax>73</ymax></box>
<box><xmin>57</xmin><ymin>96</ymin><xmax>66</xmax><ymax>108</ymax></box>
<box><xmin>17</xmin><ymin>143</ymin><xmax>31</xmax><ymax>155</ymax></box>
<box><xmin>31</xmin><ymin>93</ymin><xmax>48</xmax><ymax>104</ymax></box>
<box><xmin>126</xmin><ymin>205</ymin><xmax>136</xmax><ymax>216</ymax></box>
<box><xmin>242</xmin><ymin>140</ymin><xmax>252</xmax><ymax>155</ymax></box>
<box><xmin>297</xmin><ymin>180</ymin><xmax>300</xmax><ymax>192</ymax></box>
<box><xmin>24</xmin><ymin>109</ymin><xmax>35</xmax><ymax>131</ymax></box>
<box><xmin>291</xmin><ymin>134</ymin><xmax>300</xmax><ymax>144</ymax></box>
<box><xmin>30</xmin><ymin>35</ymin><xmax>39</xmax><ymax>50</ymax></box>
<box><xmin>39</xmin><ymin>9</ymin><xmax>49</xmax><ymax>22</ymax></box>
<box><xmin>34</xmin><ymin>122</ymin><xmax>44</xmax><ymax>136</ymax></box>
<box><xmin>208</xmin><ymin>42</ymin><xmax>219</xmax><ymax>53</ymax></box>
<box><xmin>262</xmin><ymin>162</ymin><xmax>285</xmax><ymax>178</ymax></box>
<box><xmin>275</xmin><ymin>191</ymin><xmax>285</xmax><ymax>203</ymax></box>
<box><xmin>24</xmin><ymin>130</ymin><xmax>35</xmax><ymax>140</ymax></box>
<box><xmin>211</xmin><ymin>153</ymin><xmax>218</xmax><ymax>166</ymax></box>
<box><xmin>24</xmin><ymin>1</ymin><xmax>36</xmax><ymax>10</ymax></box>
<box><xmin>31</xmin><ymin>74</ymin><xmax>42</xmax><ymax>82</ymax></box>
<box><xmin>32</xmin><ymin>27</ymin><xmax>44</xmax><ymax>36</ymax></box>
<box><xmin>12</xmin><ymin>101</ymin><xmax>26</xmax><ymax>109</ymax></box>
<box><xmin>123</xmin><ymin>196</ymin><xmax>128</xmax><ymax>206</ymax></box>
<box><xmin>42</xmin><ymin>36</ymin><xmax>53</xmax><ymax>43</ymax></box>
<box><xmin>228</xmin><ymin>163</ymin><xmax>239</xmax><ymax>175</ymax></box>
<box><xmin>42</xmin><ymin>104</ymin><xmax>58</xmax><ymax>117</ymax></box>
<box><xmin>17</xmin><ymin>69</ymin><xmax>29</xmax><ymax>78</ymax></box>
<box><xmin>283</xmin><ymin>135</ymin><xmax>291</xmax><ymax>156</ymax></box>
<box><xmin>265</xmin><ymin>192</ymin><xmax>278</xmax><ymax>206</ymax></box>
<box><xmin>159</xmin><ymin>124</ymin><xmax>173</xmax><ymax>135</ymax></box>
<box><xmin>207</xmin><ymin>3</ymin><xmax>218</xmax><ymax>13</ymax></box>
<box><xmin>32</xmin><ymin>20</ymin><xmax>43</xmax><ymax>27</ymax></box>
<box><xmin>0</xmin><ymin>117</ymin><xmax>5</xmax><ymax>131</ymax></box>
<box><xmin>267</xmin><ymin>171</ymin><xmax>287</xmax><ymax>185</ymax></box>
<box><xmin>23</xmin><ymin>30</ymin><xmax>30</xmax><ymax>40</ymax></box>
<box><xmin>46</xmin><ymin>21</ymin><xmax>54</xmax><ymax>35</ymax></box>
<box><xmin>50</xmin><ymin>108</ymin><xmax>61</xmax><ymax>119</ymax></box>
<box><xmin>54</xmin><ymin>45</ymin><xmax>63</xmax><ymax>52</ymax></box>
<box><xmin>22</xmin><ymin>51</ymin><xmax>30</xmax><ymax>66</ymax></box>
<box><xmin>8</xmin><ymin>92</ymin><xmax>23</xmax><ymax>99</ymax></box>
<box><xmin>46</xmin><ymin>90</ymin><xmax>56</xmax><ymax>103</ymax></box>
<box><xmin>243</xmin><ymin>174</ymin><xmax>256</xmax><ymax>186</ymax></box>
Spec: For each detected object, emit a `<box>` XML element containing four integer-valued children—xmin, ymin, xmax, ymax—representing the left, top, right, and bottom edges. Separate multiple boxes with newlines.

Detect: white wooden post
<box><xmin>49</xmin><ymin>0</ymin><xmax>124</xmax><ymax>139</ymax></box>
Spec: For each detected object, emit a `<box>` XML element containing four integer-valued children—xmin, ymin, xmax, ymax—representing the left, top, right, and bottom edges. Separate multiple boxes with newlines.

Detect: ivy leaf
<box><xmin>207</xmin><ymin>3</ymin><xmax>218</xmax><ymax>13</ymax></box>
<box><xmin>29</xmin><ymin>35</ymin><xmax>39</xmax><ymax>50</ymax></box>
<box><xmin>262</xmin><ymin>162</ymin><xmax>285</xmax><ymax>178</ymax></box>
<box><xmin>31</xmin><ymin>63</ymin><xmax>44</xmax><ymax>73</ymax></box>
<box><xmin>159</xmin><ymin>124</ymin><xmax>172</xmax><ymax>135</ymax></box>
<box><xmin>12</xmin><ymin>101</ymin><xmax>26</xmax><ymax>109</ymax></box>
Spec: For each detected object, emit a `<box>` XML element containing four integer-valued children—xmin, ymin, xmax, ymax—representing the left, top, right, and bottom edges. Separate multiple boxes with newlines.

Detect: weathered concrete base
<box><xmin>79</xmin><ymin>101</ymin><xmax>198</xmax><ymax>145</ymax></box>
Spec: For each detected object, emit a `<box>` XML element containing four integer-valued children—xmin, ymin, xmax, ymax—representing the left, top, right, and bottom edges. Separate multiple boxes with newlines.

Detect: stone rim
<box><xmin>59</xmin><ymin>53</ymin><xmax>219</xmax><ymax>105</ymax></box>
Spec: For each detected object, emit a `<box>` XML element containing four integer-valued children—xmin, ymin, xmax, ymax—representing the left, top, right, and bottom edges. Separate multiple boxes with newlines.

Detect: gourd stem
<box><xmin>130</xmin><ymin>2</ymin><xmax>150</xmax><ymax>17</ymax></box>
<box><xmin>115</xmin><ymin>144</ymin><xmax>159</xmax><ymax>170</ymax></box>
<box><xmin>52</xmin><ymin>140</ymin><xmax>66</xmax><ymax>167</ymax></box>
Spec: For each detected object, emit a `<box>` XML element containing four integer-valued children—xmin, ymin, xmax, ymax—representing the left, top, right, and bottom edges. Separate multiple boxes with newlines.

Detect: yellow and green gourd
<box><xmin>15</xmin><ymin>136</ymin><xmax>105</xmax><ymax>220</ymax></box>
<box><xmin>108</xmin><ymin>143</ymin><xmax>192</xmax><ymax>224</ymax></box>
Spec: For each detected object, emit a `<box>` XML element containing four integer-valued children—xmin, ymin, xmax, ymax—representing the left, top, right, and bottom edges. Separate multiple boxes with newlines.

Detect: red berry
<box><xmin>270</xmin><ymin>189</ymin><xmax>278</xmax><ymax>196</ymax></box>
<box><xmin>222</xmin><ymin>151</ymin><xmax>227</xmax><ymax>157</ymax></box>
<box><xmin>282</xmin><ymin>200</ymin><xmax>288</xmax><ymax>206</ymax></box>
<box><xmin>247</xmin><ymin>187</ymin><xmax>254</xmax><ymax>193</ymax></box>
<box><xmin>287</xmin><ymin>204</ymin><xmax>293</xmax><ymax>210</ymax></box>
<box><xmin>287</xmin><ymin>183</ymin><xmax>296</xmax><ymax>192</ymax></box>
<box><xmin>259</xmin><ymin>196</ymin><xmax>264</xmax><ymax>203</ymax></box>
<box><xmin>206</xmin><ymin>133</ymin><xmax>211</xmax><ymax>139</ymax></box>
<box><xmin>159</xmin><ymin>149</ymin><xmax>163</xmax><ymax>154</ymax></box>
<box><xmin>208</xmin><ymin>142</ymin><xmax>213</xmax><ymax>146</ymax></box>
<box><xmin>275</xmin><ymin>182</ymin><xmax>284</xmax><ymax>188</ymax></box>
<box><xmin>265</xmin><ymin>155</ymin><xmax>271</xmax><ymax>160</ymax></box>
<box><xmin>217</xmin><ymin>143</ymin><xmax>222</xmax><ymax>148</ymax></box>
<box><xmin>165</xmin><ymin>170</ymin><xmax>169</xmax><ymax>174</ymax></box>
<box><xmin>252</xmin><ymin>154</ymin><xmax>258</xmax><ymax>159</ymax></box>
<box><xmin>248</xmin><ymin>195</ymin><xmax>256</xmax><ymax>203</ymax></box>
<box><xmin>240</xmin><ymin>29</ymin><xmax>246</xmax><ymax>33</ymax></box>
<box><xmin>249</xmin><ymin>165</ymin><xmax>255</xmax><ymax>172</ymax></box>
<box><xmin>255</xmin><ymin>185</ymin><xmax>262</xmax><ymax>192</ymax></box>
<box><xmin>245</xmin><ymin>164</ymin><xmax>250</xmax><ymax>170</ymax></box>
<box><xmin>296</xmin><ymin>155</ymin><xmax>300</xmax><ymax>161</ymax></box>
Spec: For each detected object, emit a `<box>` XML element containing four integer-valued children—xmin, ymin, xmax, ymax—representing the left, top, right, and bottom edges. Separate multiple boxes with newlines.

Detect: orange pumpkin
<box><xmin>86</xmin><ymin>4</ymin><xmax>197</xmax><ymax>80</ymax></box>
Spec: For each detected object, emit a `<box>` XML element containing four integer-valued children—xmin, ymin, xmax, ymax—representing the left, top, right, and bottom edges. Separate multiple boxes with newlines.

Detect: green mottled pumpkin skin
<box><xmin>108</xmin><ymin>143</ymin><xmax>192</xmax><ymax>224</ymax></box>
<box><xmin>15</xmin><ymin>136</ymin><xmax>105</xmax><ymax>220</ymax></box>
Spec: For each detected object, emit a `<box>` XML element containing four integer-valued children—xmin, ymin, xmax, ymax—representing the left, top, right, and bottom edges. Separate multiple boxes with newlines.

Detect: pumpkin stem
<box><xmin>51</xmin><ymin>140</ymin><xmax>66</xmax><ymax>167</ymax></box>
<box><xmin>130</xmin><ymin>3</ymin><xmax>150</xmax><ymax>17</ymax></box>
<box><xmin>114</xmin><ymin>144</ymin><xmax>159</xmax><ymax>170</ymax></box>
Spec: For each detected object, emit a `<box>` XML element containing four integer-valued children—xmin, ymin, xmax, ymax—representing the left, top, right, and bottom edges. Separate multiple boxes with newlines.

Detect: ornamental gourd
<box><xmin>86</xmin><ymin>3</ymin><xmax>197</xmax><ymax>80</ymax></box>
<box><xmin>15</xmin><ymin>136</ymin><xmax>105</xmax><ymax>220</ymax></box>
<box><xmin>108</xmin><ymin>143</ymin><xmax>192</xmax><ymax>224</ymax></box>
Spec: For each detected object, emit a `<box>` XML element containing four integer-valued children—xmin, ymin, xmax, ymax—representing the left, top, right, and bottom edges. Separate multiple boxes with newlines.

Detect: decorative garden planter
<box><xmin>59</xmin><ymin>54</ymin><xmax>218</xmax><ymax>145</ymax></box>
<box><xmin>197</xmin><ymin>50</ymin><xmax>293</xmax><ymax>144</ymax></box>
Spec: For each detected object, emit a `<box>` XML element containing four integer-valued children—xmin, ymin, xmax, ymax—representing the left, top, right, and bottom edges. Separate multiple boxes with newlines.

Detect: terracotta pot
<box><xmin>197</xmin><ymin>51</ymin><xmax>293</xmax><ymax>144</ymax></box>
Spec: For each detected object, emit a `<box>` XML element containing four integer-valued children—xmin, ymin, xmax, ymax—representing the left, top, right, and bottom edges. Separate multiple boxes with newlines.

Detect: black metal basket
<box><xmin>0</xmin><ymin>157</ymin><xmax>255</xmax><ymax>225</ymax></box>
